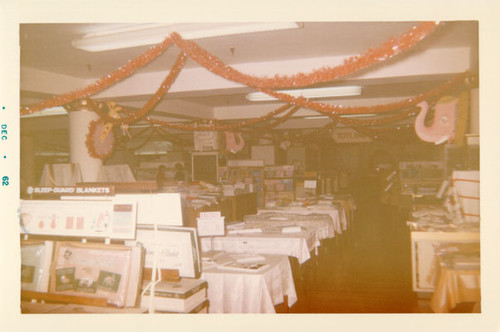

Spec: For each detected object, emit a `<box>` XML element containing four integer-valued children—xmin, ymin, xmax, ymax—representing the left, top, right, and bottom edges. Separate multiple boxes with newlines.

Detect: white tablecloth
<box><xmin>257</xmin><ymin>205</ymin><xmax>344</xmax><ymax>235</ymax></box>
<box><xmin>247</xmin><ymin>212</ymin><xmax>336</xmax><ymax>240</ymax></box>
<box><xmin>201</xmin><ymin>254</ymin><xmax>297</xmax><ymax>313</ymax></box>
<box><xmin>200</xmin><ymin>227</ymin><xmax>319</xmax><ymax>264</ymax></box>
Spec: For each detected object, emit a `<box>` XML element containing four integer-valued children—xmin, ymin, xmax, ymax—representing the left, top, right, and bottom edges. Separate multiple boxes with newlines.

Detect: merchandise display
<box><xmin>16</xmin><ymin>21</ymin><xmax>483</xmax><ymax>317</ymax></box>
<box><xmin>49</xmin><ymin>242</ymin><xmax>144</xmax><ymax>307</ymax></box>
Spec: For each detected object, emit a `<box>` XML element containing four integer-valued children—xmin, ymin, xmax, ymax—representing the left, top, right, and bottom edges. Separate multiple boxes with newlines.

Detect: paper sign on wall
<box><xmin>304</xmin><ymin>180</ymin><xmax>317</xmax><ymax>189</ymax></box>
<box><xmin>332</xmin><ymin>128</ymin><xmax>372</xmax><ymax>143</ymax></box>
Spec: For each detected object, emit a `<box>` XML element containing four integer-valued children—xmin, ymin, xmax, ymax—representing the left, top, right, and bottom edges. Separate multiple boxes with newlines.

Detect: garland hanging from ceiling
<box><xmin>168</xmin><ymin>22</ymin><xmax>440</xmax><ymax>89</ymax></box>
<box><xmin>21</xmin><ymin>38</ymin><xmax>174</xmax><ymax>115</ymax></box>
<box><xmin>134</xmin><ymin>71</ymin><xmax>468</xmax><ymax>130</ymax></box>
<box><xmin>21</xmin><ymin>21</ymin><xmax>443</xmax><ymax>117</ymax></box>
<box><xmin>20</xmin><ymin>21</ymin><xmax>474</xmax><ymax>155</ymax></box>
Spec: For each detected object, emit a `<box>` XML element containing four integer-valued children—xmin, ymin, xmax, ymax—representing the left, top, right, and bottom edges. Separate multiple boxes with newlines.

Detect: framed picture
<box><xmin>21</xmin><ymin>240</ymin><xmax>54</xmax><ymax>292</ymax></box>
<box><xmin>49</xmin><ymin>242</ymin><xmax>143</xmax><ymax>307</ymax></box>
<box><xmin>127</xmin><ymin>225</ymin><xmax>201</xmax><ymax>279</ymax></box>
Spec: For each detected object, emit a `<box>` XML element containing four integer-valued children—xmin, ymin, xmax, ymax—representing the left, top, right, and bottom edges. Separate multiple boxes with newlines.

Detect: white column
<box><xmin>66</xmin><ymin>99</ymin><xmax>102</xmax><ymax>182</ymax></box>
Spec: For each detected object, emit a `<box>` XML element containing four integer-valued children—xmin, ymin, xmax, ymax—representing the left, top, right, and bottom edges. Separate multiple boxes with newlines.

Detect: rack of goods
<box><xmin>221</xmin><ymin>160</ymin><xmax>265</xmax><ymax>208</ymax></box>
<box><xmin>264</xmin><ymin>165</ymin><xmax>294</xmax><ymax>206</ymax></box>
<box><xmin>399</xmin><ymin>161</ymin><xmax>445</xmax><ymax>196</ymax></box>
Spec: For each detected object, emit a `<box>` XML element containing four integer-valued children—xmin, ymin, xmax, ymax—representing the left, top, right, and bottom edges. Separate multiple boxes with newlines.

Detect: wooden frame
<box><xmin>21</xmin><ymin>239</ymin><xmax>54</xmax><ymax>293</ymax></box>
<box><xmin>128</xmin><ymin>225</ymin><xmax>201</xmax><ymax>279</ymax></box>
<box><xmin>49</xmin><ymin>242</ymin><xmax>143</xmax><ymax>307</ymax></box>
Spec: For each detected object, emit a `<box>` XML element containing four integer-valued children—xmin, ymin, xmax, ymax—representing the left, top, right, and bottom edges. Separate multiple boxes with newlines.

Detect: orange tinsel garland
<box><xmin>143</xmin><ymin>103</ymin><xmax>297</xmax><ymax>131</ymax></box>
<box><xmin>21</xmin><ymin>37</ymin><xmax>173</xmax><ymax>115</ymax></box>
<box><xmin>169</xmin><ymin>22</ymin><xmax>441</xmax><ymax>89</ymax></box>
<box><xmin>252</xmin><ymin>71</ymin><xmax>467</xmax><ymax>115</ymax></box>
<box><xmin>95</xmin><ymin>51</ymin><xmax>187</xmax><ymax>125</ymax></box>
<box><xmin>21</xmin><ymin>22</ymin><xmax>440</xmax><ymax>117</ymax></box>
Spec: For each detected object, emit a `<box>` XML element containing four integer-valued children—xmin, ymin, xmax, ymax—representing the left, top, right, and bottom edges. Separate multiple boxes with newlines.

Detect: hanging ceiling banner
<box><xmin>332</xmin><ymin>128</ymin><xmax>373</xmax><ymax>143</ymax></box>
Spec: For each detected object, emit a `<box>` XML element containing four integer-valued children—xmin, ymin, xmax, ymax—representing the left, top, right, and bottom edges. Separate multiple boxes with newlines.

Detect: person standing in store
<box><xmin>156</xmin><ymin>165</ymin><xmax>168</xmax><ymax>188</ymax></box>
<box><xmin>174</xmin><ymin>163</ymin><xmax>185</xmax><ymax>181</ymax></box>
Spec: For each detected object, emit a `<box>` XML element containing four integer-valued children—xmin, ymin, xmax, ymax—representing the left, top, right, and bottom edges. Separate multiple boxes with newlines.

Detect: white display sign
<box><xmin>197</xmin><ymin>217</ymin><xmax>225</xmax><ymax>237</ymax></box>
<box><xmin>20</xmin><ymin>199</ymin><xmax>137</xmax><ymax>239</ymax></box>
<box><xmin>127</xmin><ymin>226</ymin><xmax>201</xmax><ymax>278</ymax></box>
<box><xmin>304</xmin><ymin>180</ymin><xmax>317</xmax><ymax>189</ymax></box>
<box><xmin>114</xmin><ymin>193</ymin><xmax>184</xmax><ymax>226</ymax></box>
<box><xmin>332</xmin><ymin>128</ymin><xmax>372</xmax><ymax>143</ymax></box>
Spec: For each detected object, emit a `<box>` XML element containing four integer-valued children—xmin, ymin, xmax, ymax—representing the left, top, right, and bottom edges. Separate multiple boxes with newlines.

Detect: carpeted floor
<box><xmin>286</xmin><ymin>195</ymin><xmax>421</xmax><ymax>313</ymax></box>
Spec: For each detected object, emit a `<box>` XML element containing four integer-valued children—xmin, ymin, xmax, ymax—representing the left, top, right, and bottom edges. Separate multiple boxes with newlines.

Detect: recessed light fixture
<box><xmin>246</xmin><ymin>86</ymin><xmax>362</xmax><ymax>102</ymax></box>
<box><xmin>73</xmin><ymin>22</ymin><xmax>302</xmax><ymax>52</ymax></box>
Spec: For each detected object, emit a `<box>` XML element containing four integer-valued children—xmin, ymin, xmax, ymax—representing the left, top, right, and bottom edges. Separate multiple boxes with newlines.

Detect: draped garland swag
<box><xmin>20</xmin><ymin>21</ymin><xmax>473</xmax><ymax>157</ymax></box>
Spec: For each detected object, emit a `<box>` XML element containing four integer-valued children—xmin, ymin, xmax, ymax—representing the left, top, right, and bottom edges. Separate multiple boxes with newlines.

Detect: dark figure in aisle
<box><xmin>174</xmin><ymin>163</ymin><xmax>185</xmax><ymax>181</ymax></box>
<box><xmin>156</xmin><ymin>165</ymin><xmax>168</xmax><ymax>188</ymax></box>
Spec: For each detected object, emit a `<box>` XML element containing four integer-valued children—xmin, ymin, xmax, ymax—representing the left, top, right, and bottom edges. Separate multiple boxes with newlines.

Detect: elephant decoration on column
<box><xmin>414</xmin><ymin>96</ymin><xmax>459</xmax><ymax>145</ymax></box>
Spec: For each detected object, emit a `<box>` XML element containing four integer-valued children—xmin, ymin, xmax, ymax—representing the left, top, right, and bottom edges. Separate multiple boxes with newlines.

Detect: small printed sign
<box><xmin>26</xmin><ymin>185</ymin><xmax>115</xmax><ymax>196</ymax></box>
<box><xmin>332</xmin><ymin>128</ymin><xmax>373</xmax><ymax>143</ymax></box>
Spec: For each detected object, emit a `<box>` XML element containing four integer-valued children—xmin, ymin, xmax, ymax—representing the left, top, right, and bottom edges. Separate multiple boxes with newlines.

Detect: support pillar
<box><xmin>65</xmin><ymin>99</ymin><xmax>102</xmax><ymax>182</ymax></box>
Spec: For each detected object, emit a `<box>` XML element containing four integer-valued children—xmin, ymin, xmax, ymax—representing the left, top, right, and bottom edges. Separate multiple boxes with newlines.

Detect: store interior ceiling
<box><xmin>20</xmin><ymin>21</ymin><xmax>478</xmax><ymax>152</ymax></box>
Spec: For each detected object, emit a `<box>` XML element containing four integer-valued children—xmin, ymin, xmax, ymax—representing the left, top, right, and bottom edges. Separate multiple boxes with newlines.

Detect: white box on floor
<box><xmin>141</xmin><ymin>278</ymin><xmax>208</xmax><ymax>313</ymax></box>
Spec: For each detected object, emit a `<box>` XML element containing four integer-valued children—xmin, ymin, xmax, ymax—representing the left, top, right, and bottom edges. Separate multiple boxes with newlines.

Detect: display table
<box><xmin>257</xmin><ymin>197</ymin><xmax>354</xmax><ymax>236</ymax></box>
<box><xmin>313</xmin><ymin>204</ymin><xmax>348</xmax><ymax>233</ymax></box>
<box><xmin>247</xmin><ymin>212</ymin><xmax>336</xmax><ymax>240</ymax></box>
<box><xmin>200</xmin><ymin>254</ymin><xmax>297</xmax><ymax>313</ymax></box>
<box><xmin>332</xmin><ymin>195</ymin><xmax>356</xmax><ymax>229</ymax></box>
<box><xmin>200</xmin><ymin>226</ymin><xmax>319</xmax><ymax>264</ymax></box>
<box><xmin>429</xmin><ymin>243</ymin><xmax>481</xmax><ymax>313</ymax></box>
<box><xmin>430</xmin><ymin>266</ymin><xmax>480</xmax><ymax>313</ymax></box>
<box><xmin>182</xmin><ymin>192</ymin><xmax>257</xmax><ymax>227</ymax></box>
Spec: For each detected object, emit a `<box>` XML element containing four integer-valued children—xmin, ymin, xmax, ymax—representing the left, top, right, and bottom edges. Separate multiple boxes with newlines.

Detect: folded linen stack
<box><xmin>281</xmin><ymin>226</ymin><xmax>302</xmax><ymax>233</ymax></box>
<box><xmin>227</xmin><ymin>228</ymin><xmax>262</xmax><ymax>235</ymax></box>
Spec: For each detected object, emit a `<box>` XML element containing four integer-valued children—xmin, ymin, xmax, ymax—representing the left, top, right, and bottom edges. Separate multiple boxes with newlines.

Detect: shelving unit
<box><xmin>399</xmin><ymin>161</ymin><xmax>445</xmax><ymax>196</ymax></box>
<box><xmin>264</xmin><ymin>165</ymin><xmax>295</xmax><ymax>206</ymax></box>
<box><xmin>294</xmin><ymin>171</ymin><xmax>319</xmax><ymax>199</ymax></box>
<box><xmin>222</xmin><ymin>160</ymin><xmax>265</xmax><ymax>207</ymax></box>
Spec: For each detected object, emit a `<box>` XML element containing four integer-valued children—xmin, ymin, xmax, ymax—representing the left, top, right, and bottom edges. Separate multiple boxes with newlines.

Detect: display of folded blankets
<box><xmin>227</xmin><ymin>228</ymin><xmax>262</xmax><ymax>235</ymax></box>
<box><xmin>282</xmin><ymin>226</ymin><xmax>302</xmax><ymax>233</ymax></box>
<box><xmin>231</xmin><ymin>253</ymin><xmax>266</xmax><ymax>263</ymax></box>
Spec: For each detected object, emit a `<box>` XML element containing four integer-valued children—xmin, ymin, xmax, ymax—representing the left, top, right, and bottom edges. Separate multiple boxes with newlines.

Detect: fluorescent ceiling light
<box><xmin>21</xmin><ymin>107</ymin><xmax>68</xmax><ymax>118</ymax></box>
<box><xmin>246</xmin><ymin>86</ymin><xmax>362</xmax><ymax>102</ymax></box>
<box><xmin>340</xmin><ymin>113</ymin><xmax>377</xmax><ymax>118</ymax></box>
<box><xmin>128</xmin><ymin>123</ymin><xmax>163</xmax><ymax>129</ymax></box>
<box><xmin>303</xmin><ymin>116</ymin><xmax>330</xmax><ymax>120</ymax></box>
<box><xmin>304</xmin><ymin>113</ymin><xmax>377</xmax><ymax>120</ymax></box>
<box><xmin>35</xmin><ymin>151</ymin><xmax>69</xmax><ymax>156</ymax></box>
<box><xmin>73</xmin><ymin>22</ymin><xmax>301</xmax><ymax>52</ymax></box>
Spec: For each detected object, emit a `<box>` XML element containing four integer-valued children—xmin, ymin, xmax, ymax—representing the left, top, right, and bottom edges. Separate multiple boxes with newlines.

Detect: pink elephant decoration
<box><xmin>225</xmin><ymin>131</ymin><xmax>245</xmax><ymax>153</ymax></box>
<box><xmin>414</xmin><ymin>96</ymin><xmax>458</xmax><ymax>144</ymax></box>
